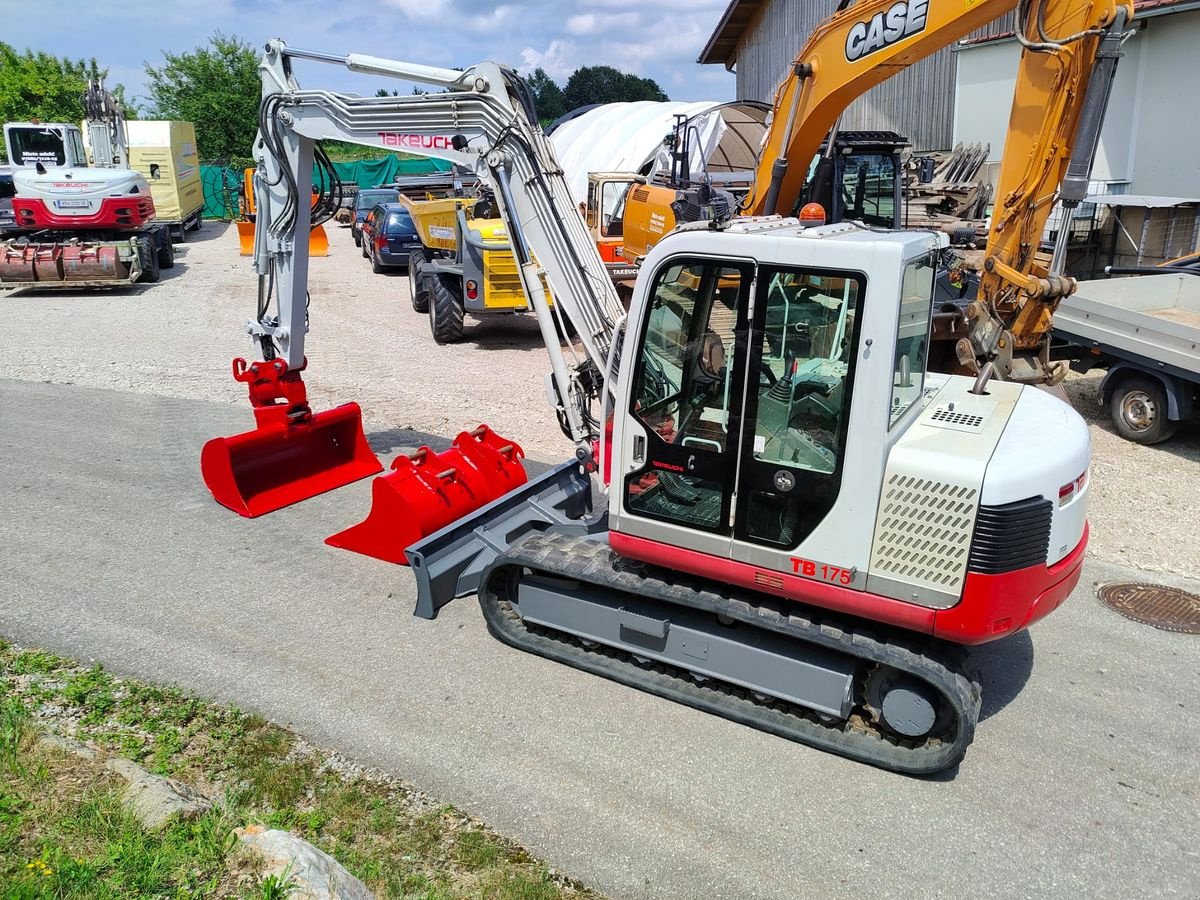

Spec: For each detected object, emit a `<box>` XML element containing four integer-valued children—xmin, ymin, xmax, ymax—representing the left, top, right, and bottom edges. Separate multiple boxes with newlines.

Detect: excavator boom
<box><xmin>202</xmin><ymin>41</ymin><xmax>625</xmax><ymax>518</ymax></box>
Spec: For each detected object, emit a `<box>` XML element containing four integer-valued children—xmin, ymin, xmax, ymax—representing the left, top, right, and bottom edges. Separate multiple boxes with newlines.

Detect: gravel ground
<box><xmin>1</xmin><ymin>220</ymin><xmax>1197</xmax><ymax>574</ymax></box>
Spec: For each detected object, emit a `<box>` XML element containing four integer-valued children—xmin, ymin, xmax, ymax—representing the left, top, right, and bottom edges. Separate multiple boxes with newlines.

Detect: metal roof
<box><xmin>697</xmin><ymin>0</ymin><xmax>765</xmax><ymax>66</ymax></box>
<box><xmin>700</xmin><ymin>0</ymin><xmax>1197</xmax><ymax>63</ymax></box>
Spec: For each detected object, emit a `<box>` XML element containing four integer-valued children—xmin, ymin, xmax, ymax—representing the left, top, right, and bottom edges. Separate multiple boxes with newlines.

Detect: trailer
<box><xmin>1054</xmin><ymin>271</ymin><xmax>1200</xmax><ymax>443</ymax></box>
<box><xmin>113</xmin><ymin>121</ymin><xmax>204</xmax><ymax>242</ymax></box>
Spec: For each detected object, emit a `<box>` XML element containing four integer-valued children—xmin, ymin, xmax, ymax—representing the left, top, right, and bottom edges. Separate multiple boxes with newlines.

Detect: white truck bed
<box><xmin>1054</xmin><ymin>273</ymin><xmax>1200</xmax><ymax>378</ymax></box>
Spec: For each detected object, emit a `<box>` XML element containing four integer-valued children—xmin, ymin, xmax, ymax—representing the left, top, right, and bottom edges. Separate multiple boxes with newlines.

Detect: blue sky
<box><xmin>3</xmin><ymin>0</ymin><xmax>738</xmax><ymax>107</ymax></box>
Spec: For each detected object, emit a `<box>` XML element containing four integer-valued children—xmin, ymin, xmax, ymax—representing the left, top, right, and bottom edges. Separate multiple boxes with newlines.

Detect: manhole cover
<box><xmin>1097</xmin><ymin>582</ymin><xmax>1200</xmax><ymax>634</ymax></box>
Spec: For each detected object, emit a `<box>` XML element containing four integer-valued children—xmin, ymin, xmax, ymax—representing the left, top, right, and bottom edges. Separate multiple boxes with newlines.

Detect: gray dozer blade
<box><xmin>408</xmin><ymin>458</ymin><xmax>605</xmax><ymax>619</ymax></box>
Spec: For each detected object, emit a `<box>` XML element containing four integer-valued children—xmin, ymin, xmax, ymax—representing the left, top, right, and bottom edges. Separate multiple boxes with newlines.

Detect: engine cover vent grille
<box><xmin>870</xmin><ymin>475</ymin><xmax>979</xmax><ymax>593</ymax></box>
<box><xmin>928</xmin><ymin>406</ymin><xmax>986</xmax><ymax>432</ymax></box>
<box><xmin>967</xmin><ymin>497</ymin><xmax>1053</xmax><ymax>575</ymax></box>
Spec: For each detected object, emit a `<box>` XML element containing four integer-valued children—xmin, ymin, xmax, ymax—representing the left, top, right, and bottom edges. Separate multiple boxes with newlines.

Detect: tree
<box><xmin>0</xmin><ymin>43</ymin><xmax>134</xmax><ymax>160</ymax></box>
<box><xmin>561</xmin><ymin>66</ymin><xmax>668</xmax><ymax>112</ymax></box>
<box><xmin>144</xmin><ymin>32</ymin><xmax>259</xmax><ymax>161</ymax></box>
<box><xmin>525</xmin><ymin>67</ymin><xmax>565</xmax><ymax>122</ymax></box>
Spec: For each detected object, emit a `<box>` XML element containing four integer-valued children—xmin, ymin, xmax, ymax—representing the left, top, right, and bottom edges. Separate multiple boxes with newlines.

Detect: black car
<box><xmin>363</xmin><ymin>203</ymin><xmax>421</xmax><ymax>272</ymax></box>
<box><xmin>350</xmin><ymin>188</ymin><xmax>399</xmax><ymax>247</ymax></box>
<box><xmin>0</xmin><ymin>166</ymin><xmax>16</xmax><ymax>236</ymax></box>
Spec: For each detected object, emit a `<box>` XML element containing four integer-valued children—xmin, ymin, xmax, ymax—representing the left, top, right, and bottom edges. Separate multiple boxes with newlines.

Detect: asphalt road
<box><xmin>1</xmin><ymin>377</ymin><xmax>1197</xmax><ymax>899</ymax></box>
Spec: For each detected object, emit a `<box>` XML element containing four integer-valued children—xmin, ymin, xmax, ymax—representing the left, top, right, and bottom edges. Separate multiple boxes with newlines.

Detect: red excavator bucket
<box><xmin>201</xmin><ymin>358</ymin><xmax>382</xmax><ymax>517</ymax></box>
<box><xmin>326</xmin><ymin>426</ymin><xmax>527</xmax><ymax>564</ymax></box>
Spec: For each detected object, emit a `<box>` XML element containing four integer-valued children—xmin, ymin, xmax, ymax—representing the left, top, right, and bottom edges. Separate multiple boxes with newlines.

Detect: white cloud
<box><xmin>383</xmin><ymin>0</ymin><xmax>453</xmax><ymax>17</ymax></box>
<box><xmin>463</xmin><ymin>4</ymin><xmax>520</xmax><ymax>33</ymax></box>
<box><xmin>519</xmin><ymin>40</ymin><xmax>579</xmax><ymax>82</ymax></box>
<box><xmin>565</xmin><ymin>13</ymin><xmax>595</xmax><ymax>35</ymax></box>
<box><xmin>566</xmin><ymin>11</ymin><xmax>639</xmax><ymax>35</ymax></box>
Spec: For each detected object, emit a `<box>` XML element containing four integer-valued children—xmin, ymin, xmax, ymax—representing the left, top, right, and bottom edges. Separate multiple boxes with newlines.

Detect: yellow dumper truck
<box><xmin>402</xmin><ymin>194</ymin><xmax>551</xmax><ymax>343</ymax></box>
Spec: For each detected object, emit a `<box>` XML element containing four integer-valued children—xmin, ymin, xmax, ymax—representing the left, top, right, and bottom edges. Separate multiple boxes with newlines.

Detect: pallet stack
<box><xmin>905</xmin><ymin>143</ymin><xmax>993</xmax><ymax>245</ymax></box>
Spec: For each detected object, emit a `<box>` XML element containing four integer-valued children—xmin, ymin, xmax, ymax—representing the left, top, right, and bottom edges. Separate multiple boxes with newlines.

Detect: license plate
<box><xmin>55</xmin><ymin>199</ymin><xmax>90</xmax><ymax>209</ymax></box>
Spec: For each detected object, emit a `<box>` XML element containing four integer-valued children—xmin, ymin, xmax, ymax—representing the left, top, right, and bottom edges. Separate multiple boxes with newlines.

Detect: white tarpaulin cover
<box><xmin>549</xmin><ymin>101</ymin><xmax>768</xmax><ymax>205</ymax></box>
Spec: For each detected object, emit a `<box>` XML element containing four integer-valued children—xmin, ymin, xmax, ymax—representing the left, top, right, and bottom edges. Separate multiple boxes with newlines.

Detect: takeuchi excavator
<box><xmin>1</xmin><ymin>80</ymin><xmax>175</xmax><ymax>287</ymax></box>
<box><xmin>202</xmin><ymin>0</ymin><xmax>1133</xmax><ymax>774</ymax></box>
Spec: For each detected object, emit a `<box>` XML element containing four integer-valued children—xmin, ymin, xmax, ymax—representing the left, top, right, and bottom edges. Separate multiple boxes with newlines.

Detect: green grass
<box><xmin>1</xmin><ymin>694</ymin><xmax>31</xmax><ymax>775</ymax></box>
<box><xmin>1</xmin><ymin>750</ymin><xmax>239</xmax><ymax>898</ymax></box>
<box><xmin>0</xmin><ymin>641</ymin><xmax>599</xmax><ymax>899</ymax></box>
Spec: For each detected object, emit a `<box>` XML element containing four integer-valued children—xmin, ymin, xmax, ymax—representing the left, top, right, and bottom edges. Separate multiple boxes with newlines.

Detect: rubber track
<box><xmin>478</xmin><ymin>533</ymin><xmax>982</xmax><ymax>776</ymax></box>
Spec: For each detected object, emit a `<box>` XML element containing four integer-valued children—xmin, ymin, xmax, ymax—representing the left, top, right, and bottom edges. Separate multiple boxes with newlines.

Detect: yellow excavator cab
<box><xmin>237</xmin><ymin>168</ymin><xmax>329</xmax><ymax>257</ymax></box>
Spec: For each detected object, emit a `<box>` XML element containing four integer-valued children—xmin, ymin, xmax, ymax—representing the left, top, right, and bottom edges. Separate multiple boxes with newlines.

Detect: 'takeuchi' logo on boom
<box><xmin>844</xmin><ymin>0</ymin><xmax>930</xmax><ymax>62</ymax></box>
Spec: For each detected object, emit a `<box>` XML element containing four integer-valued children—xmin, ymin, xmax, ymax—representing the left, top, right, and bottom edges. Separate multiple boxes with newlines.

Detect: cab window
<box><xmin>751</xmin><ymin>269</ymin><xmax>860</xmax><ymax>475</ymax></box>
<box><xmin>9</xmin><ymin>128</ymin><xmax>67</xmax><ymax>167</ymax></box>
<box><xmin>67</xmin><ymin>130</ymin><xmax>87</xmax><ymax>166</ymax></box>
<box><xmin>600</xmin><ymin>180</ymin><xmax>632</xmax><ymax>238</ymax></box>
<box><xmin>839</xmin><ymin>152</ymin><xmax>896</xmax><ymax>228</ymax></box>
<box><xmin>735</xmin><ymin>267</ymin><xmax>863</xmax><ymax>548</ymax></box>
<box><xmin>889</xmin><ymin>253</ymin><xmax>935</xmax><ymax>427</ymax></box>
<box><xmin>631</xmin><ymin>262</ymin><xmax>741</xmax><ymax>453</ymax></box>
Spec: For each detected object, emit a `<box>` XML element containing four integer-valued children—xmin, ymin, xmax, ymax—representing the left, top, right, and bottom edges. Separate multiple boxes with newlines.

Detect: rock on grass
<box><xmin>106</xmin><ymin>756</ymin><xmax>214</xmax><ymax>831</ymax></box>
<box><xmin>237</xmin><ymin>825</ymin><xmax>374</xmax><ymax>899</ymax></box>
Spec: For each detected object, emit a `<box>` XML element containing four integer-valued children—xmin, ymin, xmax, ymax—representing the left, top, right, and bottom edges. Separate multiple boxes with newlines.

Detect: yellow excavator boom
<box><xmin>744</xmin><ymin>0</ymin><xmax>1134</xmax><ymax>382</ymax></box>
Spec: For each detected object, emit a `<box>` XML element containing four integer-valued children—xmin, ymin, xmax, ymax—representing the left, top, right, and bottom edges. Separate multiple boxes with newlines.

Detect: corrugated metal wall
<box><xmin>734</xmin><ymin>3</ymin><xmax>1021</xmax><ymax>151</ymax></box>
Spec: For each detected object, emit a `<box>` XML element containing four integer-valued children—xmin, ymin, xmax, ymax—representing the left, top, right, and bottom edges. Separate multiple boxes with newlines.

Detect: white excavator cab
<box><xmin>4</xmin><ymin>123</ymin><xmax>88</xmax><ymax>169</ymax></box>
<box><xmin>609</xmin><ymin>221</ymin><xmax>1090</xmax><ymax>620</ymax></box>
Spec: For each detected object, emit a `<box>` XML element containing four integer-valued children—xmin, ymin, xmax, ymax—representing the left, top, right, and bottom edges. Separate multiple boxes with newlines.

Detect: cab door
<box><xmin>618</xmin><ymin>256</ymin><xmax>753</xmax><ymax>557</ymax></box>
<box><xmin>731</xmin><ymin>266</ymin><xmax>866</xmax><ymax>562</ymax></box>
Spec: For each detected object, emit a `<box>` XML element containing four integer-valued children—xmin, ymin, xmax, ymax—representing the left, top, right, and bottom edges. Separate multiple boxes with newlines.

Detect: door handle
<box><xmin>633</xmin><ymin>434</ymin><xmax>645</xmax><ymax>463</ymax></box>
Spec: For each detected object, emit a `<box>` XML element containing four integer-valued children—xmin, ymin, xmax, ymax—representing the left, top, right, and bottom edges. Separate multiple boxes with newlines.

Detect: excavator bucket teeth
<box><xmin>326</xmin><ymin>426</ymin><xmax>527</xmax><ymax>564</ymax></box>
<box><xmin>236</xmin><ymin>221</ymin><xmax>256</xmax><ymax>257</ymax></box>
<box><xmin>201</xmin><ymin>402</ymin><xmax>382</xmax><ymax>517</ymax></box>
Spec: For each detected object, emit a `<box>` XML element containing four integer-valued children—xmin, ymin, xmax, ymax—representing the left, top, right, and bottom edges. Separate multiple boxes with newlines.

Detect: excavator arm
<box><xmin>971</xmin><ymin>2</ymin><xmax>1133</xmax><ymax>382</ymax></box>
<box><xmin>80</xmin><ymin>79</ymin><xmax>130</xmax><ymax>169</ymax></box>
<box><xmin>745</xmin><ymin>0</ymin><xmax>1133</xmax><ymax>383</ymax></box>
<box><xmin>247</xmin><ymin>41</ymin><xmax>624</xmax><ymax>445</ymax></box>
